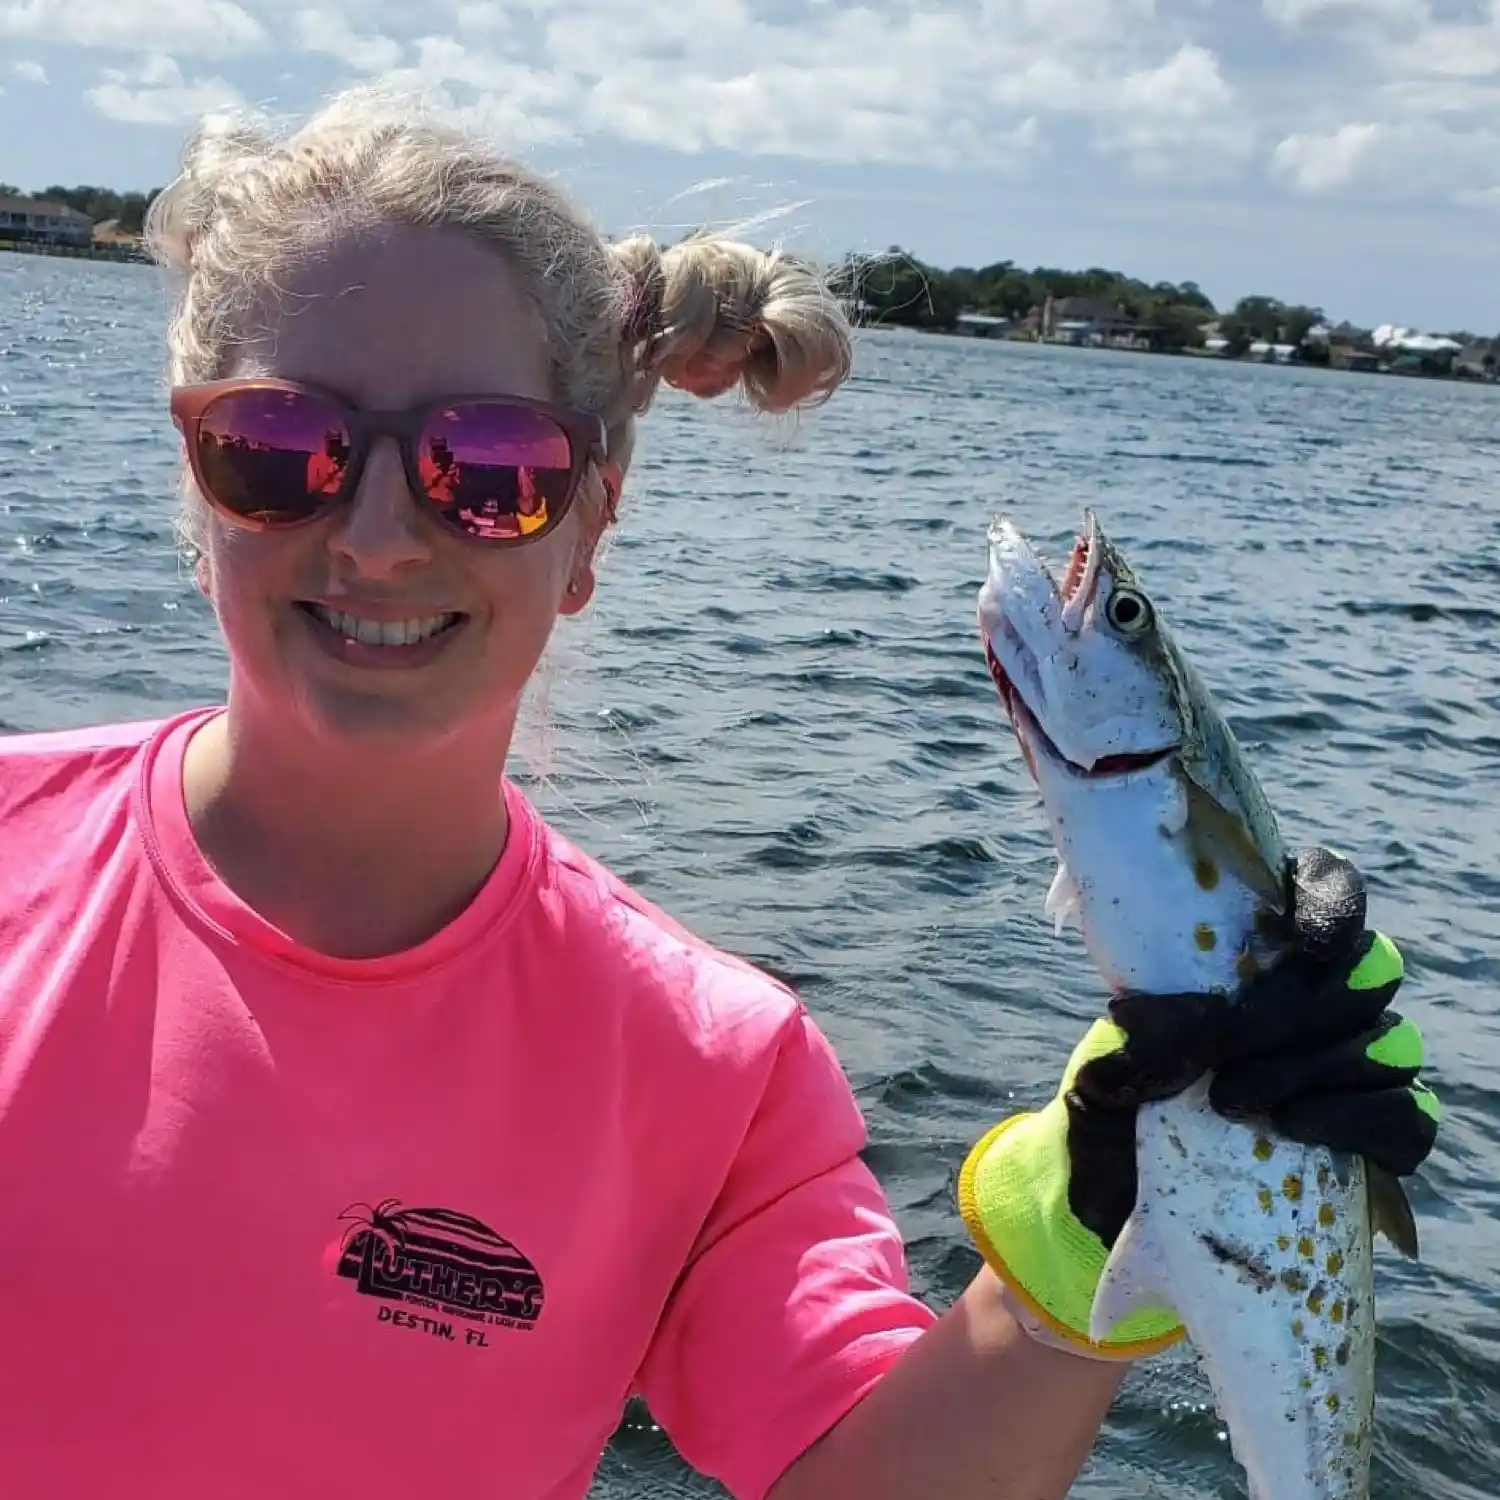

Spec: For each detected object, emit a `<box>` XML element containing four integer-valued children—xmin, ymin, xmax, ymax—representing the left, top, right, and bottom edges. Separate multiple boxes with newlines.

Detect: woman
<box><xmin>0</xmin><ymin>90</ymin><xmax>1439</xmax><ymax>1499</ymax></box>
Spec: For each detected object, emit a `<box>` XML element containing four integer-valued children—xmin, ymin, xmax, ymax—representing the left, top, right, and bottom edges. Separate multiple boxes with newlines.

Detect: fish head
<box><xmin>979</xmin><ymin>508</ymin><xmax>1288</xmax><ymax>992</ymax></box>
<box><xmin>979</xmin><ymin>508</ymin><xmax>1184</xmax><ymax>779</ymax></box>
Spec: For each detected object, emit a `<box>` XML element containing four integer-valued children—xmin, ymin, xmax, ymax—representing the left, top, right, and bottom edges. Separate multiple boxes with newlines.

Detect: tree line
<box><xmin>829</xmin><ymin>248</ymin><xmax>1488</xmax><ymax>356</ymax></box>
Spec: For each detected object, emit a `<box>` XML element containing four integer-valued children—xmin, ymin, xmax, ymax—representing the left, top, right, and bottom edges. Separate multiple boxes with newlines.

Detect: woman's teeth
<box><xmin>309</xmin><ymin>605</ymin><xmax>458</xmax><ymax>646</ymax></box>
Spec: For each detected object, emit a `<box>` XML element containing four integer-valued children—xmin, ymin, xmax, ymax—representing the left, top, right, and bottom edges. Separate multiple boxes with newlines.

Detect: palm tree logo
<box><xmin>338</xmin><ymin>1198</ymin><xmax>410</xmax><ymax>1275</ymax></box>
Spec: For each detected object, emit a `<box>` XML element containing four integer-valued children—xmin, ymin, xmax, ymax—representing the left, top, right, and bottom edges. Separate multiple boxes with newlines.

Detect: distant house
<box><xmin>1034</xmin><ymin>294</ymin><xmax>1157</xmax><ymax>350</ymax></box>
<box><xmin>0</xmin><ymin>195</ymin><xmax>93</xmax><ymax>247</ymax></box>
<box><xmin>1373</xmin><ymin>326</ymin><xmax>1463</xmax><ymax>375</ymax></box>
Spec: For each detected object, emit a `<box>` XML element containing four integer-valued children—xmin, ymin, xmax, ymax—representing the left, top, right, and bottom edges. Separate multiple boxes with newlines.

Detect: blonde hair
<box><xmin>145</xmin><ymin>86</ymin><xmax>852</xmax><ymax>557</ymax></box>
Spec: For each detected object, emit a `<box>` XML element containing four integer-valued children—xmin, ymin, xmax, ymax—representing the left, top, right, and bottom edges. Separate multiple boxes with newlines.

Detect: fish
<box><xmin>976</xmin><ymin>507</ymin><xmax>1418</xmax><ymax>1500</ymax></box>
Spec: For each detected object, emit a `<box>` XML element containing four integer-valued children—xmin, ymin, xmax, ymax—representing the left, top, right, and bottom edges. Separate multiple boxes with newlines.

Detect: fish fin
<box><xmin>1369</xmin><ymin>1162</ymin><xmax>1420</xmax><ymax>1260</ymax></box>
<box><xmin>1089</xmin><ymin>1210</ymin><xmax>1178</xmax><ymax>1343</ymax></box>
<box><xmin>1044</xmin><ymin>862</ymin><xmax>1081</xmax><ymax>936</ymax></box>
<box><xmin>1180</xmin><ymin>775</ymin><xmax>1286</xmax><ymax>917</ymax></box>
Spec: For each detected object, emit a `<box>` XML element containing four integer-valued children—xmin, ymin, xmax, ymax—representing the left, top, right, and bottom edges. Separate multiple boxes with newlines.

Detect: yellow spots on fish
<box><xmin>1283</xmin><ymin>1174</ymin><xmax>1303</xmax><ymax>1202</ymax></box>
<box><xmin>1318</xmin><ymin>1203</ymin><xmax>1337</xmax><ymax>1228</ymax></box>
<box><xmin>1300</xmin><ymin>1375</ymin><xmax>1312</xmax><ymax>1391</ymax></box>
<box><xmin>1236</xmin><ymin>951</ymin><xmax>1260</xmax><ymax>984</ymax></box>
<box><xmin>1298</xmin><ymin>1236</ymin><xmax>1316</xmax><ymax>1260</ymax></box>
<box><xmin>1277</xmin><ymin>1234</ymin><xmax>1291</xmax><ymax>1252</ymax></box>
<box><xmin>1291</xmin><ymin>1318</ymin><xmax>1305</xmax><ymax>1339</ymax></box>
<box><xmin>1254</xmin><ymin>1137</ymin><xmax>1274</xmax><ymax>1162</ymax></box>
<box><xmin>1194</xmin><ymin>858</ymin><xmax>1220</xmax><ymax>891</ymax></box>
<box><xmin>1326</xmin><ymin>1394</ymin><xmax>1342</xmax><ymax>1416</ymax></box>
<box><xmin>1326</xmin><ymin>1250</ymin><xmax>1344</xmax><ymax>1276</ymax></box>
<box><xmin>1313</xmin><ymin>1346</ymin><xmax>1329</xmax><ymax>1371</ymax></box>
<box><xmin>1194</xmin><ymin>924</ymin><xmax>1218</xmax><ymax>952</ymax></box>
<box><xmin>1281</xmin><ymin>1269</ymin><xmax>1308</xmax><ymax>1292</ymax></box>
<box><xmin>1307</xmin><ymin>1289</ymin><xmax>1326</xmax><ymax>1316</ymax></box>
<box><xmin>1258</xmin><ymin>1187</ymin><xmax>1274</xmax><ymax>1213</ymax></box>
<box><xmin>1330</xmin><ymin>1300</ymin><xmax>1346</xmax><ymax>1325</ymax></box>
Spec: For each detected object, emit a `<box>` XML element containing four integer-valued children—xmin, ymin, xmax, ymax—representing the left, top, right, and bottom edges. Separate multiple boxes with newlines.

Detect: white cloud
<box><xmin>1272</xmin><ymin>118</ymin><xmax>1500</xmax><ymax>202</ymax></box>
<box><xmin>1272</xmin><ymin>122</ymin><xmax>1382</xmax><ymax>192</ymax></box>
<box><xmin>1263</xmin><ymin>0</ymin><xmax>1424</xmax><ymax>25</ymax></box>
<box><xmin>449</xmin><ymin>1</ymin><xmax>510</xmax><ymax>31</ymax></box>
<box><xmin>292</xmin><ymin>8</ymin><xmax>402</xmax><ymax>74</ymax></box>
<box><xmin>372</xmin><ymin>0</ymin><xmax>1244</xmax><ymax>175</ymax></box>
<box><xmin>1396</xmin><ymin>17</ymin><xmax>1500</xmax><ymax>78</ymax></box>
<box><xmin>12</xmin><ymin>58</ymin><xmax>47</xmax><ymax>82</ymax></box>
<box><xmin>85</xmin><ymin>52</ymin><xmax>244</xmax><ymax>122</ymax></box>
<box><xmin>377</xmin><ymin>37</ymin><xmax>584</xmax><ymax>148</ymax></box>
<box><xmin>1247</xmin><ymin>0</ymin><xmax>1500</xmax><ymax>207</ymax></box>
<box><xmin>1119</xmin><ymin>44</ymin><xmax>1234</xmax><ymax>117</ymax></box>
<box><xmin>0</xmin><ymin>0</ymin><xmax>265</xmax><ymax>55</ymax></box>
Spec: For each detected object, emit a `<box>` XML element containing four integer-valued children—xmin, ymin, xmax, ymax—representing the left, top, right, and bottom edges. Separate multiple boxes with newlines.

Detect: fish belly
<box><xmin>1097</xmin><ymin>1081</ymin><xmax>1375</xmax><ymax>1500</ymax></box>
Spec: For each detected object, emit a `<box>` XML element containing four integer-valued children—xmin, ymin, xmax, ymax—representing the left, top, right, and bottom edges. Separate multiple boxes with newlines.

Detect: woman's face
<box><xmin>192</xmin><ymin>222</ymin><xmax>610</xmax><ymax>761</ymax></box>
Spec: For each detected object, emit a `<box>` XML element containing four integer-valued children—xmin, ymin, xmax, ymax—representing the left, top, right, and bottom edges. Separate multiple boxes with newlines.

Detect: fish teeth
<box><xmin>1044</xmin><ymin>862</ymin><xmax>1082</xmax><ymax>936</ymax></box>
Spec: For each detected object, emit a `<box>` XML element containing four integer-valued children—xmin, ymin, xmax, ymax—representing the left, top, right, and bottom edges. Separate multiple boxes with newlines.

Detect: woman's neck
<box><xmin>181</xmin><ymin>709</ymin><xmax>514</xmax><ymax>960</ymax></box>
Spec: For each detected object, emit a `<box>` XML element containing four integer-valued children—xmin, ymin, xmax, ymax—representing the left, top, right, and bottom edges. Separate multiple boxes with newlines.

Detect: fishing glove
<box><xmin>957</xmin><ymin>845</ymin><xmax>1442</xmax><ymax>1361</ymax></box>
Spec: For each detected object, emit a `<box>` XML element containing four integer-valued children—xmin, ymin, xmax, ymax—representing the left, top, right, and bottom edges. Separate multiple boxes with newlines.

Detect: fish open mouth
<box><xmin>990</xmin><ymin>645</ymin><xmax>1176</xmax><ymax>780</ymax></box>
<box><xmin>984</xmin><ymin>645</ymin><xmax>1177</xmax><ymax>780</ymax></box>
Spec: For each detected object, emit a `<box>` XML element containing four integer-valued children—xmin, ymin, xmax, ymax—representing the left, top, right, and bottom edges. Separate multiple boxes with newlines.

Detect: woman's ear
<box><xmin>560</xmin><ymin>463</ymin><xmax>623</xmax><ymax>618</ymax></box>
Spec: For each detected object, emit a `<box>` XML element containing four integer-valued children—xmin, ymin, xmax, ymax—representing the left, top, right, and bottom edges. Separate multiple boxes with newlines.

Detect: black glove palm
<box><xmin>1063</xmin><ymin>846</ymin><xmax>1440</xmax><ymax>1253</ymax></box>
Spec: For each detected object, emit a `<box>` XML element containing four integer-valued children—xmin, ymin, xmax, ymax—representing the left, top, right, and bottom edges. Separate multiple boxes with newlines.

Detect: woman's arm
<box><xmin>768</xmin><ymin>1266</ymin><xmax>1123</xmax><ymax>1500</ymax></box>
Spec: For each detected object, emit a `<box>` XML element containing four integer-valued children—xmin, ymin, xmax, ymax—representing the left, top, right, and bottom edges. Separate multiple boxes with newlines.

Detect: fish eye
<box><xmin>1104</xmin><ymin>585</ymin><xmax>1154</xmax><ymax>637</ymax></box>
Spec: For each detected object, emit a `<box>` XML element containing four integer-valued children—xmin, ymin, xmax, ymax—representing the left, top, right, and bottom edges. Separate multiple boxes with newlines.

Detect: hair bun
<box><xmin>609</xmin><ymin>231</ymin><xmax>851</xmax><ymax>416</ymax></box>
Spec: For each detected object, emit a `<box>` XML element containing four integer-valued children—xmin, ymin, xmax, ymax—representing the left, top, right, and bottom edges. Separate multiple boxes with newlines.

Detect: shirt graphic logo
<box><xmin>336</xmin><ymin>1199</ymin><xmax>545</xmax><ymax>1332</ymax></box>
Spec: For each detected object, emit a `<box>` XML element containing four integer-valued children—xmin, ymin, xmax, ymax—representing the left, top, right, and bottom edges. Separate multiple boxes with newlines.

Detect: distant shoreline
<box><xmin>861</xmin><ymin>322</ymin><xmax>1499</xmax><ymax>386</ymax></box>
<box><xmin>0</xmin><ymin>238</ymin><xmax>146</xmax><ymax>265</ymax></box>
<box><xmin>6</xmin><ymin>236</ymin><xmax>1491</xmax><ymax>387</ymax></box>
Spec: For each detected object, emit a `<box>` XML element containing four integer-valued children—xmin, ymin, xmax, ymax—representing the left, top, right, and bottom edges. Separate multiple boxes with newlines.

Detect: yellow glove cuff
<box><xmin>956</xmin><ymin>1021</ymin><xmax>1185</xmax><ymax>1361</ymax></box>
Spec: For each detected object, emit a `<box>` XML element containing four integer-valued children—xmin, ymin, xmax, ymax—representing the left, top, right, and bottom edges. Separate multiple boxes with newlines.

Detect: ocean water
<box><xmin>2</xmin><ymin>253</ymin><xmax>1497</xmax><ymax>1499</ymax></box>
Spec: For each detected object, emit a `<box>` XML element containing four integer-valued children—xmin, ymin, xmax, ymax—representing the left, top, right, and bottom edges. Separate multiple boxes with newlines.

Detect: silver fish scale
<box><xmin>1130</xmin><ymin>1088</ymin><xmax>1376</xmax><ymax>1499</ymax></box>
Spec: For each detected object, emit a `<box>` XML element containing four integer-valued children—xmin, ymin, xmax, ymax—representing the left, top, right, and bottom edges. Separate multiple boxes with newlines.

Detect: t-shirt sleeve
<box><xmin>632</xmin><ymin>1005</ymin><xmax>939</xmax><ymax>1500</ymax></box>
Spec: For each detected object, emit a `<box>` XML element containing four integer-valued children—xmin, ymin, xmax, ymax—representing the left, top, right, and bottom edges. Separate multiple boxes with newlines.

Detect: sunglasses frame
<box><xmin>170</xmin><ymin>377</ymin><xmax>611</xmax><ymax>547</ymax></box>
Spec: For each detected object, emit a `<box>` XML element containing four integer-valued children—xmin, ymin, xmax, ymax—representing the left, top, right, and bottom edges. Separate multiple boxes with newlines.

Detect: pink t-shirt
<box><xmin>0</xmin><ymin>709</ymin><xmax>936</xmax><ymax>1500</ymax></box>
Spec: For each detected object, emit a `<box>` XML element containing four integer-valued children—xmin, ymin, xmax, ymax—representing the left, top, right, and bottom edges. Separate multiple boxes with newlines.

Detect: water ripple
<box><xmin>2</xmin><ymin>260</ymin><xmax>1497</xmax><ymax>1500</ymax></box>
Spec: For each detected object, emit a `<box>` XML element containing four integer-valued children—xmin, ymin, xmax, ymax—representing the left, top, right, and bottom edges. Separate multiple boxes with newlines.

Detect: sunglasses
<box><xmin>170</xmin><ymin>378</ymin><xmax>611</xmax><ymax>546</ymax></box>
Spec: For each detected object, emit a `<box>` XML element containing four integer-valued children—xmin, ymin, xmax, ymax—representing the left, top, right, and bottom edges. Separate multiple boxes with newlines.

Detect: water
<box><xmin>3</xmin><ymin>253</ymin><xmax>1498</xmax><ymax>1499</ymax></box>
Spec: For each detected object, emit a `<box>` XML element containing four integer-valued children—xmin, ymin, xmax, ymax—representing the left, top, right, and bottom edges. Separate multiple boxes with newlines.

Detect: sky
<box><xmin>2</xmin><ymin>0</ymin><xmax>1498</xmax><ymax>332</ymax></box>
